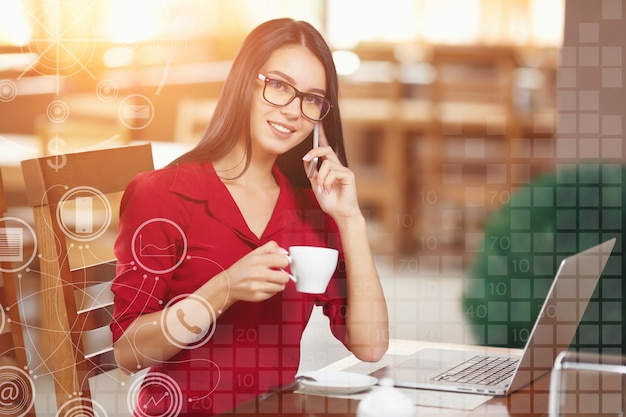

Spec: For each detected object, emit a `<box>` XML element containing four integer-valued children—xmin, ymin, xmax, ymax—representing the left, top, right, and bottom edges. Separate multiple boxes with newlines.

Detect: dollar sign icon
<box><xmin>46</xmin><ymin>136</ymin><xmax>67</xmax><ymax>172</ymax></box>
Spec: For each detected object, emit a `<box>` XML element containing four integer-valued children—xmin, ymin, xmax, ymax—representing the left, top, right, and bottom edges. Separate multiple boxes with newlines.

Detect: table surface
<box><xmin>218</xmin><ymin>339</ymin><xmax>554</xmax><ymax>416</ymax></box>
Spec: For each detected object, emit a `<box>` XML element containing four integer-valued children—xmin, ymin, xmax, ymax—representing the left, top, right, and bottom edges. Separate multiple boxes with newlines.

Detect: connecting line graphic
<box><xmin>13</xmin><ymin>273</ymin><xmax>41</xmax><ymax>368</ymax></box>
<box><xmin>155</xmin><ymin>58</ymin><xmax>171</xmax><ymax>96</ymax></box>
<box><xmin>19</xmin><ymin>250</ymin><xmax>77</xmax><ymax>383</ymax></box>
<box><xmin>34</xmin><ymin>184</ymin><xmax>70</xmax><ymax>264</ymax></box>
<box><xmin>144</xmin><ymin>392</ymin><xmax>170</xmax><ymax>407</ymax></box>
<box><xmin>181</xmin><ymin>358</ymin><xmax>221</xmax><ymax>402</ymax></box>
<box><xmin>114</xmin><ymin>266</ymin><xmax>166</xmax><ymax>313</ymax></box>
<box><xmin>187</xmin><ymin>255</ymin><xmax>230</xmax><ymax>315</ymax></box>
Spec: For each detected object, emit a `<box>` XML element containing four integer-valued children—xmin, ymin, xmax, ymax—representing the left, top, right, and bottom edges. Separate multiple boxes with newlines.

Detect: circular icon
<box><xmin>128</xmin><ymin>372</ymin><xmax>183</xmax><ymax>417</ymax></box>
<box><xmin>0</xmin><ymin>217</ymin><xmax>38</xmax><ymax>274</ymax></box>
<box><xmin>56</xmin><ymin>187</ymin><xmax>112</xmax><ymax>242</ymax></box>
<box><xmin>55</xmin><ymin>397</ymin><xmax>106</xmax><ymax>417</ymax></box>
<box><xmin>0</xmin><ymin>80</ymin><xmax>17</xmax><ymax>102</ymax></box>
<box><xmin>96</xmin><ymin>79</ymin><xmax>119</xmax><ymax>102</ymax></box>
<box><xmin>46</xmin><ymin>100</ymin><xmax>69</xmax><ymax>123</ymax></box>
<box><xmin>0</xmin><ymin>366</ymin><xmax>36</xmax><ymax>417</ymax></box>
<box><xmin>118</xmin><ymin>94</ymin><xmax>154</xmax><ymax>130</ymax></box>
<box><xmin>21</xmin><ymin>3</ymin><xmax>96</xmax><ymax>79</ymax></box>
<box><xmin>131</xmin><ymin>218</ymin><xmax>187</xmax><ymax>275</ymax></box>
<box><xmin>162</xmin><ymin>294</ymin><xmax>216</xmax><ymax>349</ymax></box>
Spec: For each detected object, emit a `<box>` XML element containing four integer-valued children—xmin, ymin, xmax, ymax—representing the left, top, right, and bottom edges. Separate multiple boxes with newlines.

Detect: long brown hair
<box><xmin>169</xmin><ymin>18</ymin><xmax>346</xmax><ymax>188</ymax></box>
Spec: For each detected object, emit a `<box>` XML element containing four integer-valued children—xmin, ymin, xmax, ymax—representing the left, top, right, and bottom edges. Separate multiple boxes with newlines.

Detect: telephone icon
<box><xmin>176</xmin><ymin>308</ymin><xmax>202</xmax><ymax>335</ymax></box>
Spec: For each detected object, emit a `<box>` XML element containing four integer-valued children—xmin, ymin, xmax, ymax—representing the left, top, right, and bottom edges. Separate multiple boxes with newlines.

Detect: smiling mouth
<box><xmin>269</xmin><ymin>121</ymin><xmax>293</xmax><ymax>134</ymax></box>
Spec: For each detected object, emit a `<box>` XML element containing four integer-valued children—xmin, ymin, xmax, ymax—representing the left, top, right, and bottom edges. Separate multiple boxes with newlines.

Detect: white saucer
<box><xmin>298</xmin><ymin>370</ymin><xmax>378</xmax><ymax>395</ymax></box>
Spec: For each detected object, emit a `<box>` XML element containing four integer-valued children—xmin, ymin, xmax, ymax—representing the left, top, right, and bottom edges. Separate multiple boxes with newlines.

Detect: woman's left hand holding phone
<box><xmin>303</xmin><ymin>124</ymin><xmax>361</xmax><ymax>222</ymax></box>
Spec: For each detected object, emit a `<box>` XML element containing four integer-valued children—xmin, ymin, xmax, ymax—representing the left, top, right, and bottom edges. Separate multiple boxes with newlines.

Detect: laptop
<box><xmin>372</xmin><ymin>238</ymin><xmax>616</xmax><ymax>396</ymax></box>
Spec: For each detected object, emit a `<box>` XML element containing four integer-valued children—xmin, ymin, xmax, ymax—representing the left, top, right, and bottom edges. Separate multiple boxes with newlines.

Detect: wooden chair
<box><xmin>21</xmin><ymin>144</ymin><xmax>154</xmax><ymax>416</ymax></box>
<box><xmin>0</xmin><ymin>168</ymin><xmax>37</xmax><ymax>417</ymax></box>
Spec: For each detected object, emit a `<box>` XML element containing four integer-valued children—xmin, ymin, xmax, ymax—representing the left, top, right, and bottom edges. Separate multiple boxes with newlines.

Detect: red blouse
<box><xmin>111</xmin><ymin>162</ymin><xmax>348</xmax><ymax>416</ymax></box>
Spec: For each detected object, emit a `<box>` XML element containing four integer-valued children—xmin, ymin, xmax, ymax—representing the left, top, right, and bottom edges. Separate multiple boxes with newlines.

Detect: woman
<box><xmin>111</xmin><ymin>18</ymin><xmax>389</xmax><ymax>416</ymax></box>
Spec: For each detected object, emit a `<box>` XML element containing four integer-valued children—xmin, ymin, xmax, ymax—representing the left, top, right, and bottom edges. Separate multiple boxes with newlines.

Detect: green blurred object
<box><xmin>462</xmin><ymin>163</ymin><xmax>625</xmax><ymax>355</ymax></box>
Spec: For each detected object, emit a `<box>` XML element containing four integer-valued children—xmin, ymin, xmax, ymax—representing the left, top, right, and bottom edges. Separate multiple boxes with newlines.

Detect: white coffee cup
<box><xmin>287</xmin><ymin>246</ymin><xmax>339</xmax><ymax>294</ymax></box>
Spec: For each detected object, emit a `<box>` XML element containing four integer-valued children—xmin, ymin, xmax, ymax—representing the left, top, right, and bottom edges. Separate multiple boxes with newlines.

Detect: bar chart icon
<box><xmin>0</xmin><ymin>227</ymin><xmax>24</xmax><ymax>262</ymax></box>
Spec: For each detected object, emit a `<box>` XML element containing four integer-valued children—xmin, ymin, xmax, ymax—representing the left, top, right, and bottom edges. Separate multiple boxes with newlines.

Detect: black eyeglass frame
<box><xmin>257</xmin><ymin>73</ymin><xmax>332</xmax><ymax>121</ymax></box>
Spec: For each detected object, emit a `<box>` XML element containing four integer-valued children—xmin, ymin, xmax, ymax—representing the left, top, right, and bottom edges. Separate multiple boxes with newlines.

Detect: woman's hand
<box><xmin>303</xmin><ymin>126</ymin><xmax>389</xmax><ymax>362</ymax></box>
<box><xmin>303</xmin><ymin>125</ymin><xmax>361</xmax><ymax>221</ymax></box>
<box><xmin>224</xmin><ymin>241</ymin><xmax>291</xmax><ymax>303</ymax></box>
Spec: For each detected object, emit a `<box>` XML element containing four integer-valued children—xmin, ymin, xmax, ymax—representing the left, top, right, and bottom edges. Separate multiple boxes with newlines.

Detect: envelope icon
<box><xmin>123</xmin><ymin>104</ymin><xmax>150</xmax><ymax>119</ymax></box>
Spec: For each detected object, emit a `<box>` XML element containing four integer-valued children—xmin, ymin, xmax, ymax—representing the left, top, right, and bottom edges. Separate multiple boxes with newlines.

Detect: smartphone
<box><xmin>307</xmin><ymin>123</ymin><xmax>319</xmax><ymax>178</ymax></box>
<box><xmin>75</xmin><ymin>196</ymin><xmax>93</xmax><ymax>234</ymax></box>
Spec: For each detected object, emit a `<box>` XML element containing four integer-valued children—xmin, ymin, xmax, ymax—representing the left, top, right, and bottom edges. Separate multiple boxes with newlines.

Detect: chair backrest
<box><xmin>0</xmin><ymin>168</ymin><xmax>37</xmax><ymax>417</ymax></box>
<box><xmin>21</xmin><ymin>144</ymin><xmax>154</xmax><ymax>416</ymax></box>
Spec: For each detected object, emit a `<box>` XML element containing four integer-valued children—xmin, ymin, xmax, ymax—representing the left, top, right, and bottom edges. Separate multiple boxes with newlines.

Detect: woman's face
<box><xmin>250</xmin><ymin>45</ymin><xmax>327</xmax><ymax>159</ymax></box>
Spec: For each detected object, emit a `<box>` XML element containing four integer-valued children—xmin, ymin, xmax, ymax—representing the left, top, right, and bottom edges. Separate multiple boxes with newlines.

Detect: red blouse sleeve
<box><xmin>110</xmin><ymin>169</ymin><xmax>183</xmax><ymax>342</ymax></box>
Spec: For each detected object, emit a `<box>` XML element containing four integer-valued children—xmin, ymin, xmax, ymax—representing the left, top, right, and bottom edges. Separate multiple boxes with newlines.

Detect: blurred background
<box><xmin>2</xmin><ymin>1</ymin><xmax>626</xmax><ymax>414</ymax></box>
<box><xmin>0</xmin><ymin>0</ymin><xmax>566</xmax><ymax>263</ymax></box>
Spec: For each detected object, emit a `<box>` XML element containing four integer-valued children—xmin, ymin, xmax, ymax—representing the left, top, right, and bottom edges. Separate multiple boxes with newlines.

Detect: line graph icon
<box><xmin>139</xmin><ymin>234</ymin><xmax>175</xmax><ymax>257</ymax></box>
<box><xmin>127</xmin><ymin>372</ymin><xmax>182</xmax><ymax>417</ymax></box>
<box><xmin>131</xmin><ymin>218</ymin><xmax>188</xmax><ymax>275</ymax></box>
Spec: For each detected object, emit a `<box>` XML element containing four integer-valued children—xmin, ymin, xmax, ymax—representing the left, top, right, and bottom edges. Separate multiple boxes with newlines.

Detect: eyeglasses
<box><xmin>257</xmin><ymin>73</ymin><xmax>331</xmax><ymax>121</ymax></box>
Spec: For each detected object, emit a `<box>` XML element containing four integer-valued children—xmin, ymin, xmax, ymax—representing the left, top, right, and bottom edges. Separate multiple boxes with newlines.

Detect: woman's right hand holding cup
<box><xmin>225</xmin><ymin>241</ymin><xmax>291</xmax><ymax>303</ymax></box>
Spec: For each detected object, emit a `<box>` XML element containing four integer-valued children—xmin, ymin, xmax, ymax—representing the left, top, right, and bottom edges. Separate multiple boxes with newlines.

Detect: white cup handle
<box><xmin>283</xmin><ymin>256</ymin><xmax>296</xmax><ymax>282</ymax></box>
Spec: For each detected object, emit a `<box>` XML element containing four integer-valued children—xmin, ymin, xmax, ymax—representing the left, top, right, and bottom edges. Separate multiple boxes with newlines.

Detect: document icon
<box><xmin>0</xmin><ymin>228</ymin><xmax>24</xmax><ymax>262</ymax></box>
<box><xmin>123</xmin><ymin>104</ymin><xmax>150</xmax><ymax>119</ymax></box>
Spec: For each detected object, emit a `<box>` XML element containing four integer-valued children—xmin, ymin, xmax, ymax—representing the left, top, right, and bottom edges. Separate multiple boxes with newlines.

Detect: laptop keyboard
<box><xmin>432</xmin><ymin>355</ymin><xmax>518</xmax><ymax>386</ymax></box>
